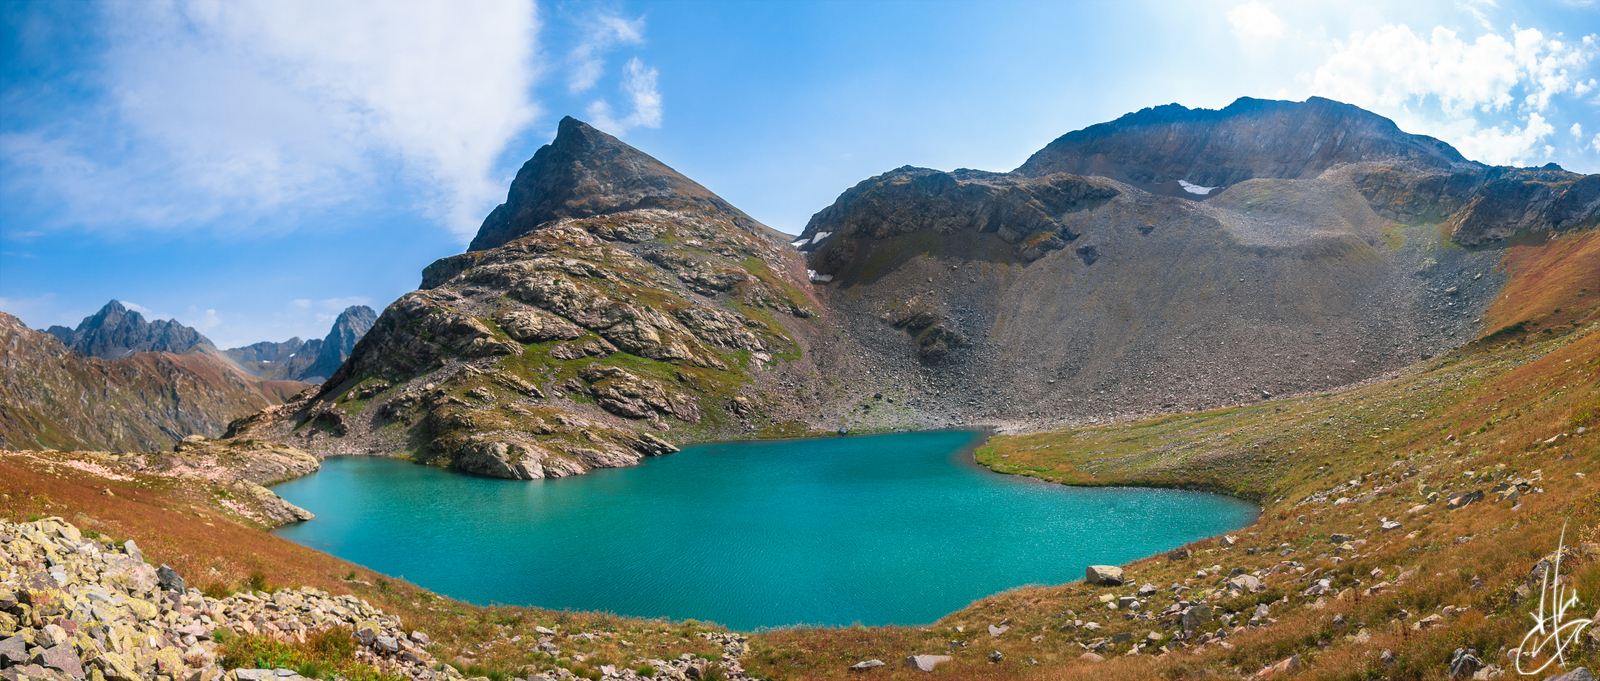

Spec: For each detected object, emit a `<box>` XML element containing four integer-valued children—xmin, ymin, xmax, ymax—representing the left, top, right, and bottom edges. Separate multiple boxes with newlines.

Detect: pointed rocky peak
<box><xmin>468</xmin><ymin>116</ymin><xmax>768</xmax><ymax>252</ymax></box>
<box><xmin>51</xmin><ymin>299</ymin><xmax>213</xmax><ymax>360</ymax></box>
<box><xmin>303</xmin><ymin>305</ymin><xmax>376</xmax><ymax>381</ymax></box>
<box><xmin>1015</xmin><ymin>96</ymin><xmax>1476</xmax><ymax>198</ymax></box>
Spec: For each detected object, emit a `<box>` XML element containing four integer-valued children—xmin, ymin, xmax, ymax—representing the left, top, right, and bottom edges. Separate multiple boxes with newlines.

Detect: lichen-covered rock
<box><xmin>0</xmin><ymin>518</ymin><xmax>464</xmax><ymax>681</ymax></box>
<box><xmin>493</xmin><ymin>309</ymin><xmax>584</xmax><ymax>343</ymax></box>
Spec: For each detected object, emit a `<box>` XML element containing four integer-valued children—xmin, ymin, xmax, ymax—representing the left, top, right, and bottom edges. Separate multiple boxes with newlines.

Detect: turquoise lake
<box><xmin>269</xmin><ymin>430</ymin><xmax>1256</xmax><ymax>630</ymax></box>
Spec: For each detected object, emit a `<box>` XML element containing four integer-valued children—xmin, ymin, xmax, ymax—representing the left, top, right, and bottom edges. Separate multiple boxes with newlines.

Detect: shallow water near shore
<box><xmin>270</xmin><ymin>430</ymin><xmax>1256</xmax><ymax>630</ymax></box>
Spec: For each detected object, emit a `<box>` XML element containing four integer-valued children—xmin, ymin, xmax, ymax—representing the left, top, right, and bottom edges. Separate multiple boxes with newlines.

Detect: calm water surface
<box><xmin>270</xmin><ymin>430</ymin><xmax>1255</xmax><ymax>630</ymax></box>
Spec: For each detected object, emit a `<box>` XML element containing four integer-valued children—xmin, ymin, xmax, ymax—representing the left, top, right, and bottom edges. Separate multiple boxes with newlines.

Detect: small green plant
<box><xmin>246</xmin><ymin>570</ymin><xmax>273</xmax><ymax>593</ymax></box>
<box><xmin>200</xmin><ymin>582</ymin><xmax>233</xmax><ymax>600</ymax></box>
<box><xmin>635</xmin><ymin>665</ymin><xmax>657</xmax><ymax>677</ymax></box>
<box><xmin>344</xmin><ymin>570</ymin><xmax>358</xmax><ymax>580</ymax></box>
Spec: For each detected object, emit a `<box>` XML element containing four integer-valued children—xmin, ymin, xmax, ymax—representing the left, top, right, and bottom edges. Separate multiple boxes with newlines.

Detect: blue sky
<box><xmin>3</xmin><ymin>0</ymin><xmax>1597</xmax><ymax>348</ymax></box>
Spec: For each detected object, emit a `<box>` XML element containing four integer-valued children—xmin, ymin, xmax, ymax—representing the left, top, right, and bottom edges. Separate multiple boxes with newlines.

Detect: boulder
<box><xmin>1447</xmin><ymin>648</ymin><xmax>1483</xmax><ymax>679</ymax></box>
<box><xmin>849</xmin><ymin>660</ymin><xmax>885</xmax><ymax>670</ymax></box>
<box><xmin>904</xmin><ymin>655</ymin><xmax>952</xmax><ymax>672</ymax></box>
<box><xmin>156</xmin><ymin>564</ymin><xmax>185</xmax><ymax>593</ymax></box>
<box><xmin>1086</xmin><ymin>565</ymin><xmax>1125</xmax><ymax>586</ymax></box>
<box><xmin>1182</xmin><ymin>604</ymin><xmax>1213</xmax><ymax>634</ymax></box>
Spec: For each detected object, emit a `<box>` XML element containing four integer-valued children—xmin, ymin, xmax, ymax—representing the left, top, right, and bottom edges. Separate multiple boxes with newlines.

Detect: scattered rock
<box><xmin>904</xmin><ymin>655</ymin><xmax>952</xmax><ymax>672</ymax></box>
<box><xmin>849</xmin><ymin>659</ymin><xmax>885</xmax><ymax>670</ymax></box>
<box><xmin>1086</xmin><ymin>565</ymin><xmax>1125</xmax><ymax>586</ymax></box>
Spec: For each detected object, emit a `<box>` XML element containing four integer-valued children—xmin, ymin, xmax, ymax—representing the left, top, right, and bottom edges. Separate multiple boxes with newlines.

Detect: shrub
<box><xmin>246</xmin><ymin>570</ymin><xmax>273</xmax><ymax>593</ymax></box>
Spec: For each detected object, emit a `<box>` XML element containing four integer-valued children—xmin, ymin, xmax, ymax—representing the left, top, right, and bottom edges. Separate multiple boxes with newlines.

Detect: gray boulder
<box><xmin>1086</xmin><ymin>565</ymin><xmax>1125</xmax><ymax>586</ymax></box>
<box><xmin>904</xmin><ymin>655</ymin><xmax>952</xmax><ymax>672</ymax></box>
<box><xmin>156</xmin><ymin>564</ymin><xmax>185</xmax><ymax>593</ymax></box>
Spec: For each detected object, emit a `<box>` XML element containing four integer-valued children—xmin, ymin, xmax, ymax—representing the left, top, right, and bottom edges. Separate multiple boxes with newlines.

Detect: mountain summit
<box><xmin>44</xmin><ymin>300</ymin><xmax>213</xmax><ymax>360</ymax></box>
<box><xmin>1016</xmin><ymin>96</ymin><xmax>1475</xmax><ymax>199</ymax></box>
<box><xmin>468</xmin><ymin>116</ymin><xmax>767</xmax><ymax>252</ymax></box>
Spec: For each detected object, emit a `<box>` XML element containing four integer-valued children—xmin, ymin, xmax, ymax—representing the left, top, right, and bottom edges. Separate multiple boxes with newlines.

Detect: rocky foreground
<box><xmin>0</xmin><ymin>517</ymin><xmax>759</xmax><ymax>681</ymax></box>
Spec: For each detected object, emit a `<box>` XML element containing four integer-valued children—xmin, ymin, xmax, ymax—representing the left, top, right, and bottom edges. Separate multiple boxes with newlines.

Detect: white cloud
<box><xmin>586</xmin><ymin>58</ymin><xmax>663</xmax><ymax>135</ymax></box>
<box><xmin>184</xmin><ymin>306</ymin><xmax>222</xmax><ymax>332</ymax></box>
<box><xmin>1228</xmin><ymin>2</ymin><xmax>1285</xmax><ymax>43</ymax></box>
<box><xmin>1455</xmin><ymin>112</ymin><xmax>1555</xmax><ymax>165</ymax></box>
<box><xmin>1575</xmin><ymin>123</ymin><xmax>1587</xmax><ymax>138</ymax></box>
<box><xmin>1309</xmin><ymin>24</ymin><xmax>1596</xmax><ymax>116</ymax></box>
<box><xmin>567</xmin><ymin>13</ymin><xmax>646</xmax><ymax>93</ymax></box>
<box><xmin>1512</xmin><ymin>29</ymin><xmax>1596</xmax><ymax>111</ymax></box>
<box><xmin>1460</xmin><ymin>0</ymin><xmax>1497</xmax><ymax>31</ymax></box>
<box><xmin>1309</xmin><ymin>25</ymin><xmax>1520</xmax><ymax>114</ymax></box>
<box><xmin>1593</xmin><ymin>133</ymin><xmax>1600</xmax><ymax>152</ymax></box>
<box><xmin>121</xmin><ymin>301</ymin><xmax>156</xmax><ymax>316</ymax></box>
<box><xmin>2</xmin><ymin>0</ymin><xmax>542</xmax><ymax>240</ymax></box>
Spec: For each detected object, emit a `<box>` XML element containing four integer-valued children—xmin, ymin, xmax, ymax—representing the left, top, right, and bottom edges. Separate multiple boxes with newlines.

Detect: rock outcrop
<box><xmin>0</xmin><ymin>312</ymin><xmax>310</xmax><ymax>453</ymax></box>
<box><xmin>44</xmin><ymin>301</ymin><xmax>213</xmax><ymax>360</ymax></box>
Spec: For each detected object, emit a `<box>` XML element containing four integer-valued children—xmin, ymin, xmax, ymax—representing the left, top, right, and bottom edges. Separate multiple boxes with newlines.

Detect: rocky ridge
<box><xmin>44</xmin><ymin>302</ymin><xmax>213</xmax><ymax>361</ymax></box>
<box><xmin>0</xmin><ymin>312</ymin><xmax>309</xmax><ymax>454</ymax></box>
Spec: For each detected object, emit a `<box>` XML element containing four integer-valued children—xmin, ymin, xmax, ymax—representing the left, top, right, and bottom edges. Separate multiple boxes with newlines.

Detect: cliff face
<box><xmin>224</xmin><ymin>305</ymin><xmax>376</xmax><ymax>383</ymax></box>
<box><xmin>45</xmin><ymin>300</ymin><xmax>213</xmax><ymax>360</ymax></box>
<box><xmin>232</xmin><ymin>119</ymin><xmax>837</xmax><ymax>481</ymax></box>
<box><xmin>0</xmin><ymin>311</ymin><xmax>309</xmax><ymax>452</ymax></box>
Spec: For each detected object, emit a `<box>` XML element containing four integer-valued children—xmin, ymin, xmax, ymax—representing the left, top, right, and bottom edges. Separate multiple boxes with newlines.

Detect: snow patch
<box><xmin>790</xmin><ymin>240</ymin><xmax>807</xmax><ymax>248</ymax></box>
<box><xmin>810</xmin><ymin>231</ymin><xmax>832</xmax><ymax>244</ymax></box>
<box><xmin>807</xmin><ymin>269</ymin><xmax>833</xmax><ymax>283</ymax></box>
<box><xmin>1179</xmin><ymin>180</ymin><xmax>1217</xmax><ymax>195</ymax></box>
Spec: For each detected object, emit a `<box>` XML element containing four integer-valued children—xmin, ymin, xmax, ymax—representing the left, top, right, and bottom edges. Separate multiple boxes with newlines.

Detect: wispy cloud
<box><xmin>586</xmin><ymin>57</ymin><xmax>663</xmax><ymax>135</ymax></box>
<box><xmin>567</xmin><ymin>13</ymin><xmax>646</xmax><ymax>93</ymax></box>
<box><xmin>1228</xmin><ymin>1</ymin><xmax>1285</xmax><ymax>52</ymax></box>
<box><xmin>1</xmin><ymin>0</ymin><xmax>543</xmax><ymax>240</ymax></box>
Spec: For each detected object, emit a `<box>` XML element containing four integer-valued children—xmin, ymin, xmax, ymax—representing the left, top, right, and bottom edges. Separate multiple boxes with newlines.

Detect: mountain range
<box><xmin>0</xmin><ymin>300</ymin><xmax>377</xmax><ymax>451</ymax></box>
<box><xmin>222</xmin><ymin>305</ymin><xmax>378</xmax><ymax>383</ymax></box>
<box><xmin>226</xmin><ymin>97</ymin><xmax>1599</xmax><ymax>481</ymax></box>
<box><xmin>0</xmin><ymin>311</ymin><xmax>309</xmax><ymax>452</ymax></box>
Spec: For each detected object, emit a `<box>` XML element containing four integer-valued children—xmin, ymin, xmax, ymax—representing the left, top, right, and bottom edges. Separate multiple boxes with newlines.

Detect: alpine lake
<box><xmin>269</xmin><ymin>430</ymin><xmax>1257</xmax><ymax>631</ymax></box>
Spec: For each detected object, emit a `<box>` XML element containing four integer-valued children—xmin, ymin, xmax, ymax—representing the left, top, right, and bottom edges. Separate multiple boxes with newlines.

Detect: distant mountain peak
<box><xmin>467</xmin><ymin>116</ymin><xmax>768</xmax><ymax>252</ymax></box>
<box><xmin>46</xmin><ymin>299</ymin><xmax>213</xmax><ymax>360</ymax></box>
<box><xmin>223</xmin><ymin>304</ymin><xmax>375</xmax><ymax>384</ymax></box>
